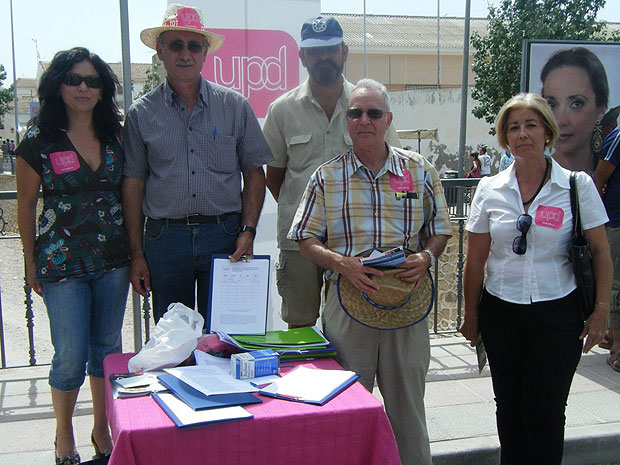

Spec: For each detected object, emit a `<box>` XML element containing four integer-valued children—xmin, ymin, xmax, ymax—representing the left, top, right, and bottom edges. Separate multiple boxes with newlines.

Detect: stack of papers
<box><xmin>109</xmin><ymin>373</ymin><xmax>167</xmax><ymax>399</ymax></box>
<box><xmin>258</xmin><ymin>366</ymin><xmax>359</xmax><ymax>405</ymax></box>
<box><xmin>145</xmin><ymin>365</ymin><xmax>262</xmax><ymax>428</ymax></box>
<box><xmin>152</xmin><ymin>392</ymin><xmax>253</xmax><ymax>429</ymax></box>
<box><xmin>216</xmin><ymin>326</ymin><xmax>337</xmax><ymax>360</ymax></box>
<box><xmin>360</xmin><ymin>247</ymin><xmax>406</xmax><ymax>267</ymax></box>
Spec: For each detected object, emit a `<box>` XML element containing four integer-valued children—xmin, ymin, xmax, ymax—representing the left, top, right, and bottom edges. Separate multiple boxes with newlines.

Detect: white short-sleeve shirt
<box><xmin>466</xmin><ymin>157</ymin><xmax>607</xmax><ymax>304</ymax></box>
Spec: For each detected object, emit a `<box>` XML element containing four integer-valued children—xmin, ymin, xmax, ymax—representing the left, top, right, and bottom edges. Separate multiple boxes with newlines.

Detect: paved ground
<box><xmin>1</xmin><ymin>335</ymin><xmax>619</xmax><ymax>465</ymax></box>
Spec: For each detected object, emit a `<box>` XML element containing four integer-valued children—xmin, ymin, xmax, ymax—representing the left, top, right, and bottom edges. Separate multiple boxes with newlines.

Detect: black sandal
<box><xmin>54</xmin><ymin>438</ymin><xmax>81</xmax><ymax>465</ymax></box>
<box><xmin>91</xmin><ymin>432</ymin><xmax>112</xmax><ymax>465</ymax></box>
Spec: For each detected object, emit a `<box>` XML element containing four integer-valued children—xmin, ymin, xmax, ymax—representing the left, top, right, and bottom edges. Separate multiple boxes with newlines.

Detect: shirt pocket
<box><xmin>208</xmin><ymin>134</ymin><xmax>238</xmax><ymax>173</ymax></box>
<box><xmin>286</xmin><ymin>133</ymin><xmax>314</xmax><ymax>172</ymax></box>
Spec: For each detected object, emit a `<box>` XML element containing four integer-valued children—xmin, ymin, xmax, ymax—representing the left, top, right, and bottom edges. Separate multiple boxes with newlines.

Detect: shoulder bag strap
<box><xmin>569</xmin><ymin>172</ymin><xmax>584</xmax><ymax>239</ymax></box>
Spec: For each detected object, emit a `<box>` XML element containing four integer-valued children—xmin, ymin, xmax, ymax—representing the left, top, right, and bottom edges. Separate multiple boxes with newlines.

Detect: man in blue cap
<box><xmin>263</xmin><ymin>16</ymin><xmax>400</xmax><ymax>329</ymax></box>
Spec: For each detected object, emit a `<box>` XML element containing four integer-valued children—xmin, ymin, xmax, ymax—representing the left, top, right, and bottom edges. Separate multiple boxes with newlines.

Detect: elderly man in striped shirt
<box><xmin>289</xmin><ymin>78</ymin><xmax>452</xmax><ymax>465</ymax></box>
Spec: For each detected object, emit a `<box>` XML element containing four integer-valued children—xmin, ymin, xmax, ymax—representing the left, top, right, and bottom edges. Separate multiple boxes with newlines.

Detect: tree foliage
<box><xmin>0</xmin><ymin>64</ymin><xmax>15</xmax><ymax>129</ymax></box>
<box><xmin>139</xmin><ymin>62</ymin><xmax>163</xmax><ymax>97</ymax></box>
<box><xmin>471</xmin><ymin>0</ymin><xmax>614</xmax><ymax>130</ymax></box>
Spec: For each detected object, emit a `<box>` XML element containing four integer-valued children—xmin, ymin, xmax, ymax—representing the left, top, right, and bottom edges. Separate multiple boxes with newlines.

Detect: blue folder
<box><xmin>157</xmin><ymin>373</ymin><xmax>262</xmax><ymax>411</ymax></box>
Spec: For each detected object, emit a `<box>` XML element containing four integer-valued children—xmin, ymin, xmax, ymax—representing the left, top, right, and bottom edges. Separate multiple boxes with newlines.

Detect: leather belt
<box><xmin>150</xmin><ymin>212</ymin><xmax>238</xmax><ymax>226</ymax></box>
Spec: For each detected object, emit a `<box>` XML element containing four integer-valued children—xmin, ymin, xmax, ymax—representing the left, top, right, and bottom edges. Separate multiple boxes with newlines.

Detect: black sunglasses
<box><xmin>167</xmin><ymin>40</ymin><xmax>205</xmax><ymax>54</ymax></box>
<box><xmin>512</xmin><ymin>214</ymin><xmax>532</xmax><ymax>255</ymax></box>
<box><xmin>346</xmin><ymin>108</ymin><xmax>385</xmax><ymax>120</ymax></box>
<box><xmin>304</xmin><ymin>45</ymin><xmax>342</xmax><ymax>57</ymax></box>
<box><xmin>62</xmin><ymin>73</ymin><xmax>102</xmax><ymax>89</ymax></box>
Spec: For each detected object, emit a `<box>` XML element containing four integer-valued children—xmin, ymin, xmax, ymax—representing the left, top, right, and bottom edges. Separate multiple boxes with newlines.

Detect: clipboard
<box><xmin>208</xmin><ymin>254</ymin><xmax>270</xmax><ymax>335</ymax></box>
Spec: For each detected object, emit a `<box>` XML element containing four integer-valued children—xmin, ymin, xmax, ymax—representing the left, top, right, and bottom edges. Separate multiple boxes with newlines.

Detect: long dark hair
<box><xmin>36</xmin><ymin>47</ymin><xmax>122</xmax><ymax>143</ymax></box>
<box><xmin>541</xmin><ymin>47</ymin><xmax>609</xmax><ymax>109</ymax></box>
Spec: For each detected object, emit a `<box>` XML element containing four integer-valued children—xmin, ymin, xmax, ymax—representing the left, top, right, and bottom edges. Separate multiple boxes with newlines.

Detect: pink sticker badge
<box><xmin>50</xmin><ymin>151</ymin><xmax>80</xmax><ymax>174</ymax></box>
<box><xmin>535</xmin><ymin>205</ymin><xmax>564</xmax><ymax>229</ymax></box>
<box><xmin>389</xmin><ymin>170</ymin><xmax>414</xmax><ymax>191</ymax></box>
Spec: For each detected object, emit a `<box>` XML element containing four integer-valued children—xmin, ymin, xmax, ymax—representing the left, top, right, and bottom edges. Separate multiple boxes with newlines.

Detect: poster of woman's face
<box><xmin>522</xmin><ymin>40</ymin><xmax>620</xmax><ymax>172</ymax></box>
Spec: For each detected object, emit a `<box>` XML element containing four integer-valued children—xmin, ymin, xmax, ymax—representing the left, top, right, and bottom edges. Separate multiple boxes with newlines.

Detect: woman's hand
<box><xmin>25</xmin><ymin>260</ymin><xmax>42</xmax><ymax>296</ymax></box>
<box><xmin>580</xmin><ymin>305</ymin><xmax>608</xmax><ymax>353</ymax></box>
<box><xmin>460</xmin><ymin>312</ymin><xmax>479</xmax><ymax>347</ymax></box>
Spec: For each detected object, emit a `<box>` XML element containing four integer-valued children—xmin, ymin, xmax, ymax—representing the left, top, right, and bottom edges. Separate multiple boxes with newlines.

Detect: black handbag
<box><xmin>569</xmin><ymin>172</ymin><xmax>596</xmax><ymax>320</ymax></box>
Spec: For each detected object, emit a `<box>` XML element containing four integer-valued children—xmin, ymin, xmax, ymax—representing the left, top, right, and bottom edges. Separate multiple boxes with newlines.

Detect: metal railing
<box><xmin>0</xmin><ymin>177</ymin><xmax>479</xmax><ymax>369</ymax></box>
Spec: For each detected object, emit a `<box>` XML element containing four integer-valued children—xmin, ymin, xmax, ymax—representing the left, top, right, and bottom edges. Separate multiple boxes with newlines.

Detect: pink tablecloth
<box><xmin>104</xmin><ymin>353</ymin><xmax>401</xmax><ymax>465</ymax></box>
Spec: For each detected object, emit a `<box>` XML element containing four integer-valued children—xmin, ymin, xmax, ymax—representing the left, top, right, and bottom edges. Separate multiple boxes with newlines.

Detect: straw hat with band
<box><xmin>140</xmin><ymin>3</ymin><xmax>225</xmax><ymax>54</ymax></box>
<box><xmin>337</xmin><ymin>248</ymin><xmax>434</xmax><ymax>330</ymax></box>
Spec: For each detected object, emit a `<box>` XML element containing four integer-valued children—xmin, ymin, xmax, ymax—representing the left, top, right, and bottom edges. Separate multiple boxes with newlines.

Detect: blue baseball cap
<box><xmin>300</xmin><ymin>16</ymin><xmax>343</xmax><ymax>48</ymax></box>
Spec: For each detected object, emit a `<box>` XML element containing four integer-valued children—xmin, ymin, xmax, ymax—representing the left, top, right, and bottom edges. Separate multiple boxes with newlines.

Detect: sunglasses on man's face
<box><xmin>512</xmin><ymin>213</ymin><xmax>532</xmax><ymax>255</ymax></box>
<box><xmin>304</xmin><ymin>45</ymin><xmax>342</xmax><ymax>57</ymax></box>
<box><xmin>346</xmin><ymin>108</ymin><xmax>385</xmax><ymax>120</ymax></box>
<box><xmin>62</xmin><ymin>73</ymin><xmax>102</xmax><ymax>89</ymax></box>
<box><xmin>167</xmin><ymin>40</ymin><xmax>205</xmax><ymax>54</ymax></box>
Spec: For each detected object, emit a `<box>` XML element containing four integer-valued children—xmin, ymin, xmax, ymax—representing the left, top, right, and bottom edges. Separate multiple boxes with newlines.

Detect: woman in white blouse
<box><xmin>460</xmin><ymin>93</ymin><xmax>612</xmax><ymax>465</ymax></box>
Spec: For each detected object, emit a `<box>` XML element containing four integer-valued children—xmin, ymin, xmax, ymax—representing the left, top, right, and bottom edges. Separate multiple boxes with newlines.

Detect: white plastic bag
<box><xmin>128</xmin><ymin>302</ymin><xmax>204</xmax><ymax>372</ymax></box>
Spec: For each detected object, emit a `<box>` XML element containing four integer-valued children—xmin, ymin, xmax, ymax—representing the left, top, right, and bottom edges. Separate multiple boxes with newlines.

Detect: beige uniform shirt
<box><xmin>263</xmin><ymin>78</ymin><xmax>401</xmax><ymax>251</ymax></box>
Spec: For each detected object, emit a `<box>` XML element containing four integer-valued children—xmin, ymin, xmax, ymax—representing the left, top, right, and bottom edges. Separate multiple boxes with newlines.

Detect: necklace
<box><xmin>522</xmin><ymin>158</ymin><xmax>550</xmax><ymax>206</ymax></box>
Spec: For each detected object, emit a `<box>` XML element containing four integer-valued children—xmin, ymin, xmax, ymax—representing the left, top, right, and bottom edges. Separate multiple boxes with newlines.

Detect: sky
<box><xmin>0</xmin><ymin>0</ymin><xmax>618</xmax><ymax>86</ymax></box>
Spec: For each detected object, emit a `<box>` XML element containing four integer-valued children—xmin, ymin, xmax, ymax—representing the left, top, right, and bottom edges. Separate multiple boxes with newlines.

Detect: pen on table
<box><xmin>280</xmin><ymin>364</ymin><xmax>294</xmax><ymax>367</ymax></box>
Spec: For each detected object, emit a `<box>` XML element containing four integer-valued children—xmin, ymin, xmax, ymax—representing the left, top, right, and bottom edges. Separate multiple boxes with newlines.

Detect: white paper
<box><xmin>260</xmin><ymin>366</ymin><xmax>357</xmax><ymax>403</ymax></box>
<box><xmin>164</xmin><ymin>365</ymin><xmax>258</xmax><ymax>396</ymax></box>
<box><xmin>156</xmin><ymin>392</ymin><xmax>252</xmax><ymax>426</ymax></box>
<box><xmin>193</xmin><ymin>350</ymin><xmax>232</xmax><ymax>371</ymax></box>
<box><xmin>210</xmin><ymin>256</ymin><xmax>270</xmax><ymax>334</ymax></box>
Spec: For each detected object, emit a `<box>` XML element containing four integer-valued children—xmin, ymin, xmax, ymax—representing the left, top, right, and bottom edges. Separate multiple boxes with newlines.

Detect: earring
<box><xmin>591</xmin><ymin>120</ymin><xmax>603</xmax><ymax>155</ymax></box>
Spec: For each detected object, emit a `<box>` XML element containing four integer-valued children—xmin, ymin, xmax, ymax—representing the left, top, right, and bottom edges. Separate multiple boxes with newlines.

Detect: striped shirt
<box><xmin>288</xmin><ymin>145</ymin><xmax>452</xmax><ymax>259</ymax></box>
<box><xmin>600</xmin><ymin>126</ymin><xmax>620</xmax><ymax>227</ymax></box>
<box><xmin>123</xmin><ymin>79</ymin><xmax>273</xmax><ymax>218</ymax></box>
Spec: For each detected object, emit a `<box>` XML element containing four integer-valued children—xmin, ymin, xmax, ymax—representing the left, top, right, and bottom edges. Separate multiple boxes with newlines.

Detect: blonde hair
<box><xmin>495</xmin><ymin>93</ymin><xmax>559</xmax><ymax>150</ymax></box>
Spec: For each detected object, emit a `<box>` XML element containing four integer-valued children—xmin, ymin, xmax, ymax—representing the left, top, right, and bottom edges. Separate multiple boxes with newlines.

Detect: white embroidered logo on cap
<box><xmin>312</xmin><ymin>18</ymin><xmax>327</xmax><ymax>32</ymax></box>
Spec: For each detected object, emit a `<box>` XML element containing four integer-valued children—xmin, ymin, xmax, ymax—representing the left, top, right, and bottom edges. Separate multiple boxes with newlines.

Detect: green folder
<box><xmin>231</xmin><ymin>327</ymin><xmax>327</xmax><ymax>347</ymax></box>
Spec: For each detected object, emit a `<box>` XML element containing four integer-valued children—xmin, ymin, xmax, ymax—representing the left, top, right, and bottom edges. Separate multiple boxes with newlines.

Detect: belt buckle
<box><xmin>186</xmin><ymin>214</ymin><xmax>201</xmax><ymax>226</ymax></box>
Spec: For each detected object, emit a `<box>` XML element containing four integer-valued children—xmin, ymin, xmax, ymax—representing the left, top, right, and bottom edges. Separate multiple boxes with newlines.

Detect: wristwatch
<box><xmin>420</xmin><ymin>249</ymin><xmax>435</xmax><ymax>268</ymax></box>
<box><xmin>238</xmin><ymin>225</ymin><xmax>257</xmax><ymax>237</ymax></box>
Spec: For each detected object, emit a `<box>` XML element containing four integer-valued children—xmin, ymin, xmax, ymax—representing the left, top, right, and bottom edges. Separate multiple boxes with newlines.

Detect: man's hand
<box><xmin>130</xmin><ymin>255</ymin><xmax>151</xmax><ymax>297</ymax></box>
<box><xmin>394</xmin><ymin>252</ymin><xmax>430</xmax><ymax>291</ymax></box>
<box><xmin>338</xmin><ymin>256</ymin><xmax>383</xmax><ymax>293</ymax></box>
<box><xmin>230</xmin><ymin>231</ymin><xmax>254</xmax><ymax>262</ymax></box>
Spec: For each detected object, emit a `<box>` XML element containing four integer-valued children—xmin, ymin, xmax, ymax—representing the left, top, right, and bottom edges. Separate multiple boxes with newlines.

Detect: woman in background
<box><xmin>461</xmin><ymin>93</ymin><xmax>611</xmax><ymax>464</ymax></box>
<box><xmin>541</xmin><ymin>47</ymin><xmax>608</xmax><ymax>173</ymax></box>
<box><xmin>16</xmin><ymin>47</ymin><xmax>129</xmax><ymax>465</ymax></box>
<box><xmin>466</xmin><ymin>152</ymin><xmax>481</xmax><ymax>178</ymax></box>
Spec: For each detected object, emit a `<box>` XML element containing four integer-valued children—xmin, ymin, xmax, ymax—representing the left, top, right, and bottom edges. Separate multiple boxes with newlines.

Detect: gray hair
<box><xmin>352</xmin><ymin>78</ymin><xmax>391</xmax><ymax>111</ymax></box>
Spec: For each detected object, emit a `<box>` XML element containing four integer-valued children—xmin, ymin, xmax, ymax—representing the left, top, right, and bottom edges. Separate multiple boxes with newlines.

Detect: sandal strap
<box><xmin>56</xmin><ymin>450</ymin><xmax>80</xmax><ymax>465</ymax></box>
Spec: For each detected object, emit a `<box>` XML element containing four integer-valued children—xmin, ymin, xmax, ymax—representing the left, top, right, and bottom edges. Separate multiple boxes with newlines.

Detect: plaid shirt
<box><xmin>123</xmin><ymin>79</ymin><xmax>273</xmax><ymax>218</ymax></box>
<box><xmin>288</xmin><ymin>145</ymin><xmax>452</xmax><ymax>259</ymax></box>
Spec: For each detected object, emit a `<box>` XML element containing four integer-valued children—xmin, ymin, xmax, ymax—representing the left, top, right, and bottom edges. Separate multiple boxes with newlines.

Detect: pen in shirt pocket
<box><xmin>212</xmin><ymin>126</ymin><xmax>217</xmax><ymax>141</ymax></box>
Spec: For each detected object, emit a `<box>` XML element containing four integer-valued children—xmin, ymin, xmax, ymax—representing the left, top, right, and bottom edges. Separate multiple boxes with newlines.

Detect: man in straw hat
<box><xmin>263</xmin><ymin>16</ymin><xmax>400</xmax><ymax>329</ymax></box>
<box><xmin>289</xmin><ymin>78</ymin><xmax>452</xmax><ymax>465</ymax></box>
<box><xmin>123</xmin><ymin>4</ymin><xmax>273</xmax><ymax>328</ymax></box>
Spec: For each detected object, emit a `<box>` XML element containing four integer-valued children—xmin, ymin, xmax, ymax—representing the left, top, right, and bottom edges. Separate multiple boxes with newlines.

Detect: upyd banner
<box><xmin>202</xmin><ymin>28</ymin><xmax>299</xmax><ymax>118</ymax></box>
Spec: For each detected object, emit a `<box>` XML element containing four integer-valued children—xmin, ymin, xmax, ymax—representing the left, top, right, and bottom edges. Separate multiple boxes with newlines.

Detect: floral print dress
<box><xmin>16</xmin><ymin>126</ymin><xmax>130</xmax><ymax>282</ymax></box>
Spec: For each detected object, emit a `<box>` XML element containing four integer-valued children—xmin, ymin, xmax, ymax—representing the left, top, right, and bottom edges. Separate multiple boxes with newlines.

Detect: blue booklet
<box><xmin>152</xmin><ymin>392</ymin><xmax>253</xmax><ymax>429</ymax></box>
<box><xmin>258</xmin><ymin>366</ymin><xmax>360</xmax><ymax>406</ymax></box>
<box><xmin>157</xmin><ymin>373</ymin><xmax>262</xmax><ymax>411</ymax></box>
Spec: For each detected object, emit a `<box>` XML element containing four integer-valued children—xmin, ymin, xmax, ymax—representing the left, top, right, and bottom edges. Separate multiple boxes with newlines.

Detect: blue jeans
<box><xmin>42</xmin><ymin>266</ymin><xmax>130</xmax><ymax>391</ymax></box>
<box><xmin>144</xmin><ymin>214</ymin><xmax>240</xmax><ymax>330</ymax></box>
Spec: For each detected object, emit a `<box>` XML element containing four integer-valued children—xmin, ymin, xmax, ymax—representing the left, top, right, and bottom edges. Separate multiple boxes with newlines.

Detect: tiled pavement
<box><xmin>1</xmin><ymin>335</ymin><xmax>619</xmax><ymax>465</ymax></box>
